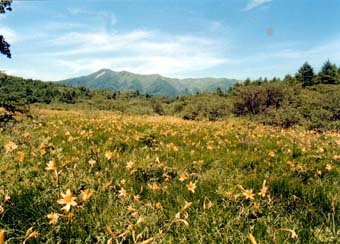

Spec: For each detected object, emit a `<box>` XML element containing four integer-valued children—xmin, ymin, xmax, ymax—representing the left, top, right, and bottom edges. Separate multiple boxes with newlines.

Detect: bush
<box><xmin>231</xmin><ymin>81</ymin><xmax>340</xmax><ymax>129</ymax></box>
<box><xmin>173</xmin><ymin>94</ymin><xmax>230</xmax><ymax>121</ymax></box>
<box><xmin>232</xmin><ymin>82</ymin><xmax>294</xmax><ymax>116</ymax></box>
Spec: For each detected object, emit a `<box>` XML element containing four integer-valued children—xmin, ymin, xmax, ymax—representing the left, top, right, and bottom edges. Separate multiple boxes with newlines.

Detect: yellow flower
<box><xmin>23</xmin><ymin>227</ymin><xmax>38</xmax><ymax>244</ymax></box>
<box><xmin>80</xmin><ymin>189</ymin><xmax>94</xmax><ymax>202</ymax></box>
<box><xmin>181</xmin><ymin>200</ymin><xmax>192</xmax><ymax>212</ymax></box>
<box><xmin>253</xmin><ymin>202</ymin><xmax>260</xmax><ymax>210</ymax></box>
<box><xmin>148</xmin><ymin>182</ymin><xmax>160</xmax><ymax>191</ymax></box>
<box><xmin>118</xmin><ymin>188</ymin><xmax>127</xmax><ymax>198</ymax></box>
<box><xmin>127</xmin><ymin>206</ymin><xmax>136</xmax><ymax>212</ymax></box>
<box><xmin>187</xmin><ymin>182</ymin><xmax>197</xmax><ymax>193</ymax></box>
<box><xmin>243</xmin><ymin>189</ymin><xmax>255</xmax><ymax>200</ymax></box>
<box><xmin>207</xmin><ymin>145</ymin><xmax>213</xmax><ymax>150</ymax></box>
<box><xmin>88</xmin><ymin>159</ymin><xmax>96</xmax><ymax>167</ymax></box>
<box><xmin>17</xmin><ymin>151</ymin><xmax>25</xmax><ymax>163</ymax></box>
<box><xmin>179</xmin><ymin>173</ymin><xmax>188</xmax><ymax>182</ymax></box>
<box><xmin>258</xmin><ymin>180</ymin><xmax>268</xmax><ymax>198</ymax></box>
<box><xmin>45</xmin><ymin>160</ymin><xmax>57</xmax><ymax>171</ymax></box>
<box><xmin>134</xmin><ymin>195</ymin><xmax>140</xmax><ymax>202</ymax></box>
<box><xmin>268</xmin><ymin>150</ymin><xmax>275</xmax><ymax>157</ymax></box>
<box><xmin>57</xmin><ymin>189</ymin><xmax>77</xmax><ymax>212</ymax></box>
<box><xmin>126</xmin><ymin>161</ymin><xmax>134</xmax><ymax>170</ymax></box>
<box><xmin>47</xmin><ymin>213</ymin><xmax>59</xmax><ymax>225</ymax></box>
<box><xmin>105</xmin><ymin>151</ymin><xmax>113</xmax><ymax>160</ymax></box>
<box><xmin>325</xmin><ymin>164</ymin><xmax>332</xmax><ymax>171</ymax></box>
<box><xmin>155</xmin><ymin>202</ymin><xmax>162</xmax><ymax>209</ymax></box>
<box><xmin>23</xmin><ymin>132</ymin><xmax>31</xmax><ymax>139</ymax></box>
<box><xmin>4</xmin><ymin>141</ymin><xmax>17</xmax><ymax>154</ymax></box>
<box><xmin>297</xmin><ymin>164</ymin><xmax>304</xmax><ymax>171</ymax></box>
<box><xmin>333</xmin><ymin>155</ymin><xmax>340</xmax><ymax>160</ymax></box>
<box><xmin>287</xmin><ymin>161</ymin><xmax>295</xmax><ymax>169</ymax></box>
<box><xmin>316</xmin><ymin>170</ymin><xmax>322</xmax><ymax>176</ymax></box>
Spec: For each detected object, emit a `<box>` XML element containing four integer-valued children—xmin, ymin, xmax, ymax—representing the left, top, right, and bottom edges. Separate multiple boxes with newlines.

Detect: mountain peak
<box><xmin>96</xmin><ymin>68</ymin><xmax>112</xmax><ymax>73</ymax></box>
<box><xmin>58</xmin><ymin>69</ymin><xmax>238</xmax><ymax>97</ymax></box>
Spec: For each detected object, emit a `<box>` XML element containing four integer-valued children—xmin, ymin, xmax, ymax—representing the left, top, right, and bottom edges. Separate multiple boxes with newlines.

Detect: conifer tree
<box><xmin>318</xmin><ymin>60</ymin><xmax>339</xmax><ymax>84</ymax></box>
<box><xmin>296</xmin><ymin>62</ymin><xmax>314</xmax><ymax>87</ymax></box>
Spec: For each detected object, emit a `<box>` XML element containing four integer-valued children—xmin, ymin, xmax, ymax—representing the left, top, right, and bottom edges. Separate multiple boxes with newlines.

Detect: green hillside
<box><xmin>58</xmin><ymin>69</ymin><xmax>237</xmax><ymax>96</ymax></box>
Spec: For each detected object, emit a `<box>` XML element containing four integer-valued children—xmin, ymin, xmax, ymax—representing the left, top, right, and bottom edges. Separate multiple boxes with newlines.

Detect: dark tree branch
<box><xmin>0</xmin><ymin>35</ymin><xmax>11</xmax><ymax>58</ymax></box>
<box><xmin>0</xmin><ymin>0</ymin><xmax>12</xmax><ymax>58</ymax></box>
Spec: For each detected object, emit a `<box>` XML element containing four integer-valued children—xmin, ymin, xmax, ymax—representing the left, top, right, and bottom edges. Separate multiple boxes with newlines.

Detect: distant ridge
<box><xmin>57</xmin><ymin>69</ymin><xmax>238</xmax><ymax>97</ymax></box>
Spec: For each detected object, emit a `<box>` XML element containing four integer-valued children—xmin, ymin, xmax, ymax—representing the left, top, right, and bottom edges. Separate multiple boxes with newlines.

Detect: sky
<box><xmin>0</xmin><ymin>0</ymin><xmax>340</xmax><ymax>81</ymax></box>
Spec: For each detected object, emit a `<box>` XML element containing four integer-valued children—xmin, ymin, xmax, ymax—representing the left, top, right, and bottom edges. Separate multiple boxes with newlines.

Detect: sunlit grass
<box><xmin>0</xmin><ymin>108</ymin><xmax>340</xmax><ymax>243</ymax></box>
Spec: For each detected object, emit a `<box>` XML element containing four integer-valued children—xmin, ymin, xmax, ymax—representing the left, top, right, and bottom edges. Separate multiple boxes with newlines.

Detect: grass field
<box><xmin>1</xmin><ymin>109</ymin><xmax>340</xmax><ymax>243</ymax></box>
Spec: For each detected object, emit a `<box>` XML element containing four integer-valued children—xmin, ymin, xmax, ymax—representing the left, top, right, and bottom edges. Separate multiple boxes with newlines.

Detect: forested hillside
<box><xmin>0</xmin><ymin>72</ymin><xmax>92</xmax><ymax>105</ymax></box>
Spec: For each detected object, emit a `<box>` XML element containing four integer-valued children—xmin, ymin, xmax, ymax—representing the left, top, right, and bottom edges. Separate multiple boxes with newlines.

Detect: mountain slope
<box><xmin>58</xmin><ymin>69</ymin><xmax>238</xmax><ymax>96</ymax></box>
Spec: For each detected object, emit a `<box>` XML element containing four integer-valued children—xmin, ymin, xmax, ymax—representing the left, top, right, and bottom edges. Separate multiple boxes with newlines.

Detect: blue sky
<box><xmin>1</xmin><ymin>0</ymin><xmax>340</xmax><ymax>81</ymax></box>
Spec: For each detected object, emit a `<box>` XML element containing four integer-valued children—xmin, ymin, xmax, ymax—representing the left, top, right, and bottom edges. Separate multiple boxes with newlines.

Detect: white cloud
<box><xmin>56</xmin><ymin>55</ymin><xmax>226</xmax><ymax>79</ymax></box>
<box><xmin>0</xmin><ymin>27</ymin><xmax>18</xmax><ymax>43</ymax></box>
<box><xmin>49</xmin><ymin>30</ymin><xmax>151</xmax><ymax>52</ymax></box>
<box><xmin>244</xmin><ymin>0</ymin><xmax>272</xmax><ymax>11</ymax></box>
<box><xmin>31</xmin><ymin>28</ymin><xmax>228</xmax><ymax>79</ymax></box>
<box><xmin>223</xmin><ymin>36</ymin><xmax>340</xmax><ymax>79</ymax></box>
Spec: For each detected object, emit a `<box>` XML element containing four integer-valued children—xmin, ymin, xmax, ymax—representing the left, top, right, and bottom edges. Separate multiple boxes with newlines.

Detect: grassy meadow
<box><xmin>1</xmin><ymin>108</ymin><xmax>340</xmax><ymax>243</ymax></box>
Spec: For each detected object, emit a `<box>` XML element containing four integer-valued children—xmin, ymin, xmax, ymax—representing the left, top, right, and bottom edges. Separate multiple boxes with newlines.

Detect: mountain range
<box><xmin>57</xmin><ymin>69</ymin><xmax>238</xmax><ymax>97</ymax></box>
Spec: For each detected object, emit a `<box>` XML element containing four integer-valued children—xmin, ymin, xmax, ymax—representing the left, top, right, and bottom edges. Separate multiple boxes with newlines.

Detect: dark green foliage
<box><xmin>300</xmin><ymin>85</ymin><xmax>340</xmax><ymax>129</ymax></box>
<box><xmin>152</xmin><ymin>100</ymin><xmax>164</xmax><ymax>115</ymax></box>
<box><xmin>263</xmin><ymin>106</ymin><xmax>302</xmax><ymax>128</ymax></box>
<box><xmin>169</xmin><ymin>94</ymin><xmax>231</xmax><ymax>121</ymax></box>
<box><xmin>0</xmin><ymin>73</ymin><xmax>32</xmax><ymax>125</ymax></box>
<box><xmin>296</xmin><ymin>62</ymin><xmax>314</xmax><ymax>87</ymax></box>
<box><xmin>215</xmin><ymin>87</ymin><xmax>224</xmax><ymax>97</ymax></box>
<box><xmin>231</xmin><ymin>78</ymin><xmax>340</xmax><ymax>129</ymax></box>
<box><xmin>0</xmin><ymin>0</ymin><xmax>11</xmax><ymax>13</ymax></box>
<box><xmin>317</xmin><ymin>60</ymin><xmax>340</xmax><ymax>84</ymax></box>
<box><xmin>0</xmin><ymin>73</ymin><xmax>93</xmax><ymax>106</ymax></box>
<box><xmin>0</xmin><ymin>35</ymin><xmax>11</xmax><ymax>58</ymax></box>
<box><xmin>319</xmin><ymin>61</ymin><xmax>339</xmax><ymax>84</ymax></box>
<box><xmin>229</xmin><ymin>60</ymin><xmax>340</xmax><ymax>129</ymax></box>
<box><xmin>232</xmin><ymin>82</ymin><xmax>292</xmax><ymax>116</ymax></box>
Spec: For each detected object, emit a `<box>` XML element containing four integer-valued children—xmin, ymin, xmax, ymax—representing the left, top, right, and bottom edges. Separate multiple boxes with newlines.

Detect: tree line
<box><xmin>231</xmin><ymin>60</ymin><xmax>340</xmax><ymax>129</ymax></box>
